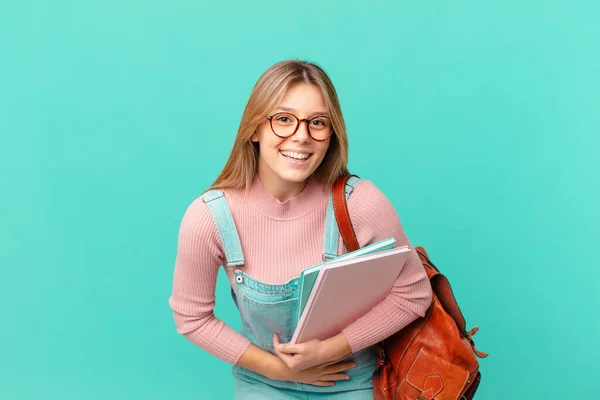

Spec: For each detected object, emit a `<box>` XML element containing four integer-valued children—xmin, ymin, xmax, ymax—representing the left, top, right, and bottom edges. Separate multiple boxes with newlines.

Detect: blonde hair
<box><xmin>209</xmin><ymin>59</ymin><xmax>350</xmax><ymax>191</ymax></box>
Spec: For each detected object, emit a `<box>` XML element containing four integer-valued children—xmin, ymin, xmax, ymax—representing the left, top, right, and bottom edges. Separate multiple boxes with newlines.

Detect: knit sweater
<box><xmin>169</xmin><ymin>175</ymin><xmax>432</xmax><ymax>364</ymax></box>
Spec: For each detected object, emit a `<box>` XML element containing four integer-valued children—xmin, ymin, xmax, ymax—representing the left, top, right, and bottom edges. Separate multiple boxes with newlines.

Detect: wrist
<box><xmin>322</xmin><ymin>333</ymin><xmax>353</xmax><ymax>363</ymax></box>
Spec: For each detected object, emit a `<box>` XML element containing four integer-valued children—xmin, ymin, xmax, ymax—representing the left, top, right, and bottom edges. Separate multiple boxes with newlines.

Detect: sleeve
<box><xmin>168</xmin><ymin>196</ymin><xmax>251</xmax><ymax>364</ymax></box>
<box><xmin>339</xmin><ymin>180</ymin><xmax>433</xmax><ymax>353</ymax></box>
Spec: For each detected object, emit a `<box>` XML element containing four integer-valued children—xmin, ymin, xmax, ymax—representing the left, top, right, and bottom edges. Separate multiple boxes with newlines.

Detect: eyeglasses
<box><xmin>266</xmin><ymin>112</ymin><xmax>333</xmax><ymax>142</ymax></box>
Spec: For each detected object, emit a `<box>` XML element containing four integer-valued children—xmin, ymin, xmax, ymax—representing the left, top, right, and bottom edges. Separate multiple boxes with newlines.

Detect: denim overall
<box><xmin>201</xmin><ymin>177</ymin><xmax>376</xmax><ymax>399</ymax></box>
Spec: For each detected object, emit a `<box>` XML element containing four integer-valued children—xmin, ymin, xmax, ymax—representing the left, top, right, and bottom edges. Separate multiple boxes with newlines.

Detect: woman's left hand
<box><xmin>273</xmin><ymin>333</ymin><xmax>352</xmax><ymax>372</ymax></box>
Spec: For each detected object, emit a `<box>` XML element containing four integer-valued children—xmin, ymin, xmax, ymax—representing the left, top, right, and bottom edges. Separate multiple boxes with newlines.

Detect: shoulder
<box><xmin>177</xmin><ymin>191</ymin><xmax>223</xmax><ymax>251</ymax></box>
<box><xmin>347</xmin><ymin>178</ymin><xmax>396</xmax><ymax>215</ymax></box>
<box><xmin>344</xmin><ymin>178</ymin><xmax>406</xmax><ymax>246</ymax></box>
<box><xmin>179</xmin><ymin>185</ymin><xmax>246</xmax><ymax>237</ymax></box>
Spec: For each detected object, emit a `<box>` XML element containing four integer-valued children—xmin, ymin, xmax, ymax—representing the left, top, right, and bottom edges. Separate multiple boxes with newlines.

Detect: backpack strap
<box><xmin>330</xmin><ymin>174</ymin><xmax>361</xmax><ymax>253</ymax></box>
<box><xmin>201</xmin><ymin>189</ymin><xmax>245</xmax><ymax>268</ymax></box>
<box><xmin>323</xmin><ymin>175</ymin><xmax>361</xmax><ymax>259</ymax></box>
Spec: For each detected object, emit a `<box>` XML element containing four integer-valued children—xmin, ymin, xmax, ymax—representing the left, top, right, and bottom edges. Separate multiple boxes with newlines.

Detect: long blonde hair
<box><xmin>209</xmin><ymin>59</ymin><xmax>350</xmax><ymax>191</ymax></box>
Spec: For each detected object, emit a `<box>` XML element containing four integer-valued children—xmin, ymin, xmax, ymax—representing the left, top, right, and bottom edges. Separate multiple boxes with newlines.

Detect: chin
<box><xmin>277</xmin><ymin>169</ymin><xmax>314</xmax><ymax>184</ymax></box>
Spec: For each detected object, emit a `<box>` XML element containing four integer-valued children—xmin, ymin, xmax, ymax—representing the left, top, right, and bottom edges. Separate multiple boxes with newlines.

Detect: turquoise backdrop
<box><xmin>1</xmin><ymin>1</ymin><xmax>598</xmax><ymax>399</ymax></box>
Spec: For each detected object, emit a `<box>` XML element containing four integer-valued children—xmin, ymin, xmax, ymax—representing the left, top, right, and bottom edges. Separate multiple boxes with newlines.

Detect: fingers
<box><xmin>273</xmin><ymin>333</ymin><xmax>304</xmax><ymax>355</ymax></box>
<box><xmin>273</xmin><ymin>334</ymin><xmax>286</xmax><ymax>357</ymax></box>
<box><xmin>277</xmin><ymin>342</ymin><xmax>303</xmax><ymax>355</ymax></box>
<box><xmin>311</xmin><ymin>381</ymin><xmax>335</xmax><ymax>387</ymax></box>
<box><xmin>321</xmin><ymin>359</ymin><xmax>341</xmax><ymax>367</ymax></box>
<box><xmin>310</xmin><ymin>373</ymin><xmax>350</xmax><ymax>387</ymax></box>
<box><xmin>274</xmin><ymin>347</ymin><xmax>294</xmax><ymax>365</ymax></box>
<box><xmin>325</xmin><ymin>362</ymin><xmax>356</xmax><ymax>374</ymax></box>
<box><xmin>321</xmin><ymin>373</ymin><xmax>350</xmax><ymax>381</ymax></box>
<box><xmin>273</xmin><ymin>334</ymin><xmax>298</xmax><ymax>371</ymax></box>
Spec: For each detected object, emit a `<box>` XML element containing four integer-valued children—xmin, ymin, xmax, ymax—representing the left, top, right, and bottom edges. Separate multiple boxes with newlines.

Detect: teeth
<box><xmin>280</xmin><ymin>151</ymin><xmax>310</xmax><ymax>160</ymax></box>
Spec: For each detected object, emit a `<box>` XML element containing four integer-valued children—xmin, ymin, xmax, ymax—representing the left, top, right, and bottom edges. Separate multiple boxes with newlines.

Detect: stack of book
<box><xmin>291</xmin><ymin>238</ymin><xmax>413</xmax><ymax>344</ymax></box>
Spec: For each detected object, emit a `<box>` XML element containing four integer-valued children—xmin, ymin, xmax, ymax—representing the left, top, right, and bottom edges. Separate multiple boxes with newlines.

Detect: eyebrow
<box><xmin>275</xmin><ymin>106</ymin><xmax>330</xmax><ymax>117</ymax></box>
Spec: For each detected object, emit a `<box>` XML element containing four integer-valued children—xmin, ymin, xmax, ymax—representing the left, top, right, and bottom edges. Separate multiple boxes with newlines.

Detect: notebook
<box><xmin>291</xmin><ymin>245</ymin><xmax>412</xmax><ymax>344</ymax></box>
<box><xmin>297</xmin><ymin>237</ymin><xmax>397</xmax><ymax>322</ymax></box>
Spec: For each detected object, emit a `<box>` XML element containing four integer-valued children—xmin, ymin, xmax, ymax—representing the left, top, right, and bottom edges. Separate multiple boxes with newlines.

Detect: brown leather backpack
<box><xmin>333</xmin><ymin>175</ymin><xmax>488</xmax><ymax>400</ymax></box>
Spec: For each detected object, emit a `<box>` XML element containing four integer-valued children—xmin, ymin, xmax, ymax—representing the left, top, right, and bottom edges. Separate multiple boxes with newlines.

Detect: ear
<box><xmin>251</xmin><ymin>131</ymin><xmax>259</xmax><ymax>142</ymax></box>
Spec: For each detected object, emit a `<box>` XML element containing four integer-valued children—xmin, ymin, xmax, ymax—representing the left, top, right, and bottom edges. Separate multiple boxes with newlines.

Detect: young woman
<box><xmin>169</xmin><ymin>60</ymin><xmax>433</xmax><ymax>399</ymax></box>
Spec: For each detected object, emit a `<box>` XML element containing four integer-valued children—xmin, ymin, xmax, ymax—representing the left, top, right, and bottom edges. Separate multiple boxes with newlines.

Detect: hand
<box><xmin>275</xmin><ymin>358</ymin><xmax>356</xmax><ymax>387</ymax></box>
<box><xmin>234</xmin><ymin>340</ymin><xmax>354</xmax><ymax>388</ymax></box>
<box><xmin>273</xmin><ymin>333</ymin><xmax>352</xmax><ymax>372</ymax></box>
<box><xmin>273</xmin><ymin>334</ymin><xmax>327</xmax><ymax>372</ymax></box>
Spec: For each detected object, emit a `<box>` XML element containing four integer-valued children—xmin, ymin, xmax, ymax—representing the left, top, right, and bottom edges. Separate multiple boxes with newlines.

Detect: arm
<box><xmin>239</xmin><ymin>336</ymin><xmax>356</xmax><ymax>386</ymax></box>
<box><xmin>168</xmin><ymin>197</ymin><xmax>251</xmax><ymax>364</ymax></box>
<box><xmin>235</xmin><ymin>343</ymin><xmax>287</xmax><ymax>379</ymax></box>
<box><xmin>274</xmin><ymin>180</ymin><xmax>431</xmax><ymax>370</ymax></box>
<box><xmin>169</xmin><ymin>197</ymin><xmax>354</xmax><ymax>384</ymax></box>
<box><xmin>340</xmin><ymin>180</ymin><xmax>433</xmax><ymax>353</ymax></box>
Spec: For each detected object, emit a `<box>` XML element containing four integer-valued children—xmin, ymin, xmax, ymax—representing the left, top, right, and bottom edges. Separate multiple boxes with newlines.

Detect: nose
<box><xmin>292</xmin><ymin>120</ymin><xmax>311</xmax><ymax>143</ymax></box>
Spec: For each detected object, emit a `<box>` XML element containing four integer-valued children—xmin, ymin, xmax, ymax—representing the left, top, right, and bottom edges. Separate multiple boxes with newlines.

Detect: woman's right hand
<box><xmin>276</xmin><ymin>360</ymin><xmax>356</xmax><ymax>387</ymax></box>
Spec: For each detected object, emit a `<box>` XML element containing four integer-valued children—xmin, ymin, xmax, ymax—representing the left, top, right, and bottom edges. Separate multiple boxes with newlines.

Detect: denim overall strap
<box><xmin>322</xmin><ymin>176</ymin><xmax>361</xmax><ymax>260</ymax></box>
<box><xmin>201</xmin><ymin>189</ymin><xmax>245</xmax><ymax>268</ymax></box>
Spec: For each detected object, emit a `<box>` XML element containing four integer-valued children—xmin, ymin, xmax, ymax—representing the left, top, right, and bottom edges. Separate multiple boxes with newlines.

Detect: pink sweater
<box><xmin>169</xmin><ymin>176</ymin><xmax>432</xmax><ymax>364</ymax></box>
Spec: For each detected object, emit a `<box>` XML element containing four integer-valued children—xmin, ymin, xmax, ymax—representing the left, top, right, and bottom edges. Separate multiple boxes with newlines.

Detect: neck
<box><xmin>247</xmin><ymin>172</ymin><xmax>325</xmax><ymax>220</ymax></box>
<box><xmin>259</xmin><ymin>176</ymin><xmax>308</xmax><ymax>203</ymax></box>
<box><xmin>256</xmin><ymin>166</ymin><xmax>309</xmax><ymax>202</ymax></box>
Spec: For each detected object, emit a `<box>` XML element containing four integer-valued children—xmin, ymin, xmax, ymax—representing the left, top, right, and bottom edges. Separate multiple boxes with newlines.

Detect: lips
<box><xmin>279</xmin><ymin>150</ymin><xmax>312</xmax><ymax>160</ymax></box>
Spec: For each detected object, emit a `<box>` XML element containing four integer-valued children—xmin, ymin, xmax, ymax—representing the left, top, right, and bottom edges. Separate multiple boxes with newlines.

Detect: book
<box><xmin>297</xmin><ymin>237</ymin><xmax>397</xmax><ymax>322</ymax></box>
<box><xmin>291</xmin><ymin>245</ymin><xmax>412</xmax><ymax>344</ymax></box>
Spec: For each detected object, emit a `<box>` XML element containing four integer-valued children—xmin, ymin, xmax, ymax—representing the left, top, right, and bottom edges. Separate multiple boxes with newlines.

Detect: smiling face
<box><xmin>251</xmin><ymin>82</ymin><xmax>331</xmax><ymax>200</ymax></box>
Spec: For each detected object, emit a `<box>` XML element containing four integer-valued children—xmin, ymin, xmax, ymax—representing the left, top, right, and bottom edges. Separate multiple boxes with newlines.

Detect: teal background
<box><xmin>1</xmin><ymin>0</ymin><xmax>598</xmax><ymax>399</ymax></box>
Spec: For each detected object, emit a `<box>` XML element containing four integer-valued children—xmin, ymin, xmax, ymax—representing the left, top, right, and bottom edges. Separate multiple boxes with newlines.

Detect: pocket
<box><xmin>401</xmin><ymin>347</ymin><xmax>470</xmax><ymax>400</ymax></box>
<box><xmin>240</xmin><ymin>294</ymin><xmax>298</xmax><ymax>351</ymax></box>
